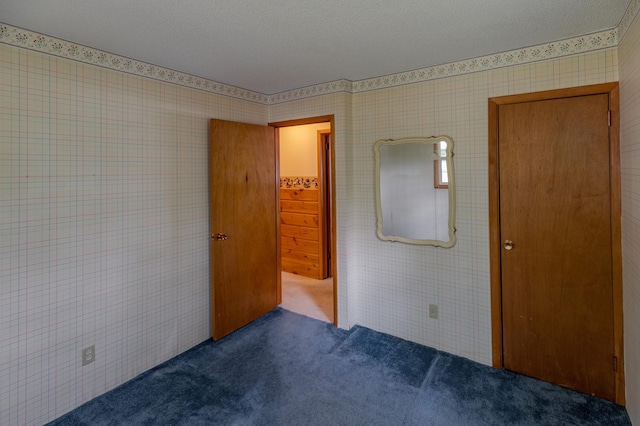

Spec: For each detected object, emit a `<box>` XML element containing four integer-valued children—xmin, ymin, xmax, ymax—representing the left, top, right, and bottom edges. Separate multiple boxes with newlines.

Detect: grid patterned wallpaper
<box><xmin>350</xmin><ymin>49</ymin><xmax>619</xmax><ymax>364</ymax></box>
<box><xmin>0</xmin><ymin>43</ymin><xmax>267</xmax><ymax>425</ymax></box>
<box><xmin>619</xmin><ymin>11</ymin><xmax>640</xmax><ymax>424</ymax></box>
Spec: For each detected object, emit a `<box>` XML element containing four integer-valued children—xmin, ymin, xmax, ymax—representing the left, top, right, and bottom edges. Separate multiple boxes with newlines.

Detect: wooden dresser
<box><xmin>280</xmin><ymin>188</ymin><xmax>325</xmax><ymax>279</ymax></box>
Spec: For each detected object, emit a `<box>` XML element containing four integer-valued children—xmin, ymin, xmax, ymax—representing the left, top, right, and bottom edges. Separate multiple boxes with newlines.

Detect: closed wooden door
<box><xmin>209</xmin><ymin>119</ymin><xmax>278</xmax><ymax>340</ymax></box>
<box><xmin>498</xmin><ymin>94</ymin><xmax>615</xmax><ymax>400</ymax></box>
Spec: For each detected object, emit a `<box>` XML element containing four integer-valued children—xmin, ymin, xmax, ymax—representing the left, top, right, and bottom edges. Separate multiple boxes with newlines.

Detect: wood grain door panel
<box><xmin>210</xmin><ymin>119</ymin><xmax>277</xmax><ymax>340</ymax></box>
<box><xmin>499</xmin><ymin>94</ymin><xmax>615</xmax><ymax>400</ymax></box>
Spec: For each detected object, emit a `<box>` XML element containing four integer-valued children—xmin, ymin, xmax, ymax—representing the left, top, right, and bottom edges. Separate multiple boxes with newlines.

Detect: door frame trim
<box><xmin>318</xmin><ymin>129</ymin><xmax>332</xmax><ymax>279</ymax></box>
<box><xmin>488</xmin><ymin>83</ymin><xmax>624</xmax><ymax>405</ymax></box>
<box><xmin>269</xmin><ymin>115</ymin><xmax>338</xmax><ymax>327</ymax></box>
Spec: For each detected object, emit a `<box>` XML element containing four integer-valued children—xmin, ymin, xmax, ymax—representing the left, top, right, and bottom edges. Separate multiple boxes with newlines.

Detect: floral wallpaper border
<box><xmin>0</xmin><ymin>22</ymin><xmax>269</xmax><ymax>104</ymax></box>
<box><xmin>351</xmin><ymin>29</ymin><xmax>618</xmax><ymax>93</ymax></box>
<box><xmin>619</xmin><ymin>0</ymin><xmax>640</xmax><ymax>42</ymax></box>
<box><xmin>280</xmin><ymin>177</ymin><xmax>318</xmax><ymax>189</ymax></box>
<box><xmin>269</xmin><ymin>80</ymin><xmax>353</xmax><ymax>104</ymax></box>
<box><xmin>2</xmin><ymin>2</ymin><xmax>638</xmax><ymax>107</ymax></box>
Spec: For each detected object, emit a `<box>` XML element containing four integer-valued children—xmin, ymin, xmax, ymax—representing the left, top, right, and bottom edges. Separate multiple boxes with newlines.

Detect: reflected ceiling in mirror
<box><xmin>374</xmin><ymin>136</ymin><xmax>456</xmax><ymax>247</ymax></box>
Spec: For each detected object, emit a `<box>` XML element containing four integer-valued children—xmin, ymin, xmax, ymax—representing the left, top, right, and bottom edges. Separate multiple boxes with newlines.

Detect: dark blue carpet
<box><xmin>48</xmin><ymin>308</ymin><xmax>631</xmax><ymax>425</ymax></box>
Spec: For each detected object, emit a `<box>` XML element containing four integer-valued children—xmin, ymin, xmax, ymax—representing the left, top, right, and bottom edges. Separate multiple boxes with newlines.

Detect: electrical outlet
<box><xmin>429</xmin><ymin>304</ymin><xmax>438</xmax><ymax>319</ymax></box>
<box><xmin>82</xmin><ymin>345</ymin><xmax>95</xmax><ymax>366</ymax></box>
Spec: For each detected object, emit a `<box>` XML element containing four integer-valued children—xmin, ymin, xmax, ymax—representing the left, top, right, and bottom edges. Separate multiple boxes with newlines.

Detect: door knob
<box><xmin>213</xmin><ymin>233</ymin><xmax>228</xmax><ymax>241</ymax></box>
<box><xmin>504</xmin><ymin>240</ymin><xmax>514</xmax><ymax>250</ymax></box>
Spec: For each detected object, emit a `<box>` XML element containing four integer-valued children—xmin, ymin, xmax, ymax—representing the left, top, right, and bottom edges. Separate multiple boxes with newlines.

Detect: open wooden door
<box><xmin>210</xmin><ymin>119</ymin><xmax>278</xmax><ymax>340</ymax></box>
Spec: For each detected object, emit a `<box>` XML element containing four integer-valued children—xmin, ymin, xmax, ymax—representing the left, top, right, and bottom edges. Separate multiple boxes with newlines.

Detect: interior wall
<box><xmin>0</xmin><ymin>43</ymin><xmax>268</xmax><ymax>426</ymax></box>
<box><xmin>350</xmin><ymin>49</ymin><xmax>619</xmax><ymax>364</ymax></box>
<box><xmin>619</xmin><ymin>10</ymin><xmax>640</xmax><ymax>423</ymax></box>
<box><xmin>279</xmin><ymin>122</ymin><xmax>330</xmax><ymax>178</ymax></box>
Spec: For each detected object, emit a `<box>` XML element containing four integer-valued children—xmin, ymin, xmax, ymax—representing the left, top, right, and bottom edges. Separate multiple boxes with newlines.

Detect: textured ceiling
<box><xmin>0</xmin><ymin>0</ymin><xmax>631</xmax><ymax>94</ymax></box>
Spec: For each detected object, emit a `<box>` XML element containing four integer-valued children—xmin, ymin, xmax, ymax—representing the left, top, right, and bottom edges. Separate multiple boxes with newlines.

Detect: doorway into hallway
<box><xmin>271</xmin><ymin>116</ymin><xmax>336</xmax><ymax>325</ymax></box>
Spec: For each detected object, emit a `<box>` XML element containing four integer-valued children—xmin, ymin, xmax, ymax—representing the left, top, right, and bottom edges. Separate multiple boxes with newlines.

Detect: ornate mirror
<box><xmin>374</xmin><ymin>136</ymin><xmax>456</xmax><ymax>247</ymax></box>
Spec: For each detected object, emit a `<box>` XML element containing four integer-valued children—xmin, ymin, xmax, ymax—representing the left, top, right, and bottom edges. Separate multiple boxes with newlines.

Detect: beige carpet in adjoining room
<box><xmin>280</xmin><ymin>271</ymin><xmax>333</xmax><ymax>323</ymax></box>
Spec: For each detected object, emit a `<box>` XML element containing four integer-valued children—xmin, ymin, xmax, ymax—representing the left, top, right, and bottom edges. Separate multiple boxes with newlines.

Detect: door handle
<box><xmin>212</xmin><ymin>233</ymin><xmax>228</xmax><ymax>241</ymax></box>
<box><xmin>504</xmin><ymin>240</ymin><xmax>514</xmax><ymax>251</ymax></box>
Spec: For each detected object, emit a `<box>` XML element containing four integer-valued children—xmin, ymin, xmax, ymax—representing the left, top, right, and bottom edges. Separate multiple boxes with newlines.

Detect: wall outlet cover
<box><xmin>82</xmin><ymin>345</ymin><xmax>95</xmax><ymax>366</ymax></box>
<box><xmin>429</xmin><ymin>304</ymin><xmax>439</xmax><ymax>319</ymax></box>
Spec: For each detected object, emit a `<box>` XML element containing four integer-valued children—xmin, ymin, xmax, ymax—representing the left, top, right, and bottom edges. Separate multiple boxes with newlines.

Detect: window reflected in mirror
<box><xmin>434</xmin><ymin>140</ymin><xmax>448</xmax><ymax>189</ymax></box>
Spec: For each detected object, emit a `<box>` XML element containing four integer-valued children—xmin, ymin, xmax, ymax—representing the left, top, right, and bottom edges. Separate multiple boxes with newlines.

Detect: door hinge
<box><xmin>325</xmin><ymin>141</ymin><xmax>330</xmax><ymax>151</ymax></box>
<box><xmin>608</xmin><ymin>110</ymin><xmax>611</xmax><ymax>127</ymax></box>
<box><xmin>613</xmin><ymin>356</ymin><xmax>618</xmax><ymax>372</ymax></box>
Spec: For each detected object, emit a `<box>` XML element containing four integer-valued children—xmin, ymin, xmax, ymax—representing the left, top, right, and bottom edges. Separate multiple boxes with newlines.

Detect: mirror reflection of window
<box><xmin>435</xmin><ymin>141</ymin><xmax>448</xmax><ymax>188</ymax></box>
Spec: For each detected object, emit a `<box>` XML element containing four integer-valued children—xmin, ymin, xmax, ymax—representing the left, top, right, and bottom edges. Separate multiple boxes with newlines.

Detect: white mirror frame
<box><xmin>374</xmin><ymin>136</ymin><xmax>456</xmax><ymax>248</ymax></box>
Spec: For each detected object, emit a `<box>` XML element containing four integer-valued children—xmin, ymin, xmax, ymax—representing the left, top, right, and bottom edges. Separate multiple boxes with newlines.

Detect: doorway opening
<box><xmin>270</xmin><ymin>116</ymin><xmax>336</xmax><ymax>325</ymax></box>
